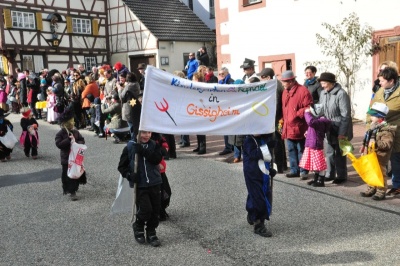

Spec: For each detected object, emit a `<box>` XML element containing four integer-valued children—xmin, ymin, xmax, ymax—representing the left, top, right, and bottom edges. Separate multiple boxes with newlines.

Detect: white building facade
<box><xmin>215</xmin><ymin>0</ymin><xmax>400</xmax><ymax>120</ymax></box>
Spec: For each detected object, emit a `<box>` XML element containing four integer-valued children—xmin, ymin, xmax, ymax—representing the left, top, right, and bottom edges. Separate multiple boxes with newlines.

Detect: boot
<box><xmin>132</xmin><ymin>222</ymin><xmax>145</xmax><ymax>244</ymax></box>
<box><xmin>198</xmin><ymin>142</ymin><xmax>206</xmax><ymax>155</ymax></box>
<box><xmin>192</xmin><ymin>139</ymin><xmax>200</xmax><ymax>152</ymax></box>
<box><xmin>307</xmin><ymin>173</ymin><xmax>319</xmax><ymax>186</ymax></box>
<box><xmin>146</xmin><ymin>230</ymin><xmax>161</xmax><ymax>247</ymax></box>
<box><xmin>254</xmin><ymin>221</ymin><xmax>272</xmax><ymax>237</ymax></box>
<box><xmin>360</xmin><ymin>186</ymin><xmax>376</xmax><ymax>197</ymax></box>
<box><xmin>313</xmin><ymin>175</ymin><xmax>325</xmax><ymax>187</ymax></box>
<box><xmin>372</xmin><ymin>189</ymin><xmax>386</xmax><ymax>201</ymax></box>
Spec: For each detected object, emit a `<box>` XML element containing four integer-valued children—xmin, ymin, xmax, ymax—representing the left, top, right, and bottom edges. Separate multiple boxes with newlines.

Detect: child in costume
<box><xmin>0</xmin><ymin>108</ymin><xmax>14</xmax><ymax>162</ymax></box>
<box><xmin>20</xmin><ymin>107</ymin><xmax>39</xmax><ymax>159</ymax></box>
<box><xmin>46</xmin><ymin>87</ymin><xmax>58</xmax><ymax>124</ymax></box>
<box><xmin>118</xmin><ymin>130</ymin><xmax>163</xmax><ymax>247</ymax></box>
<box><xmin>242</xmin><ymin>133</ymin><xmax>276</xmax><ymax>237</ymax></box>
<box><xmin>360</xmin><ymin>102</ymin><xmax>396</xmax><ymax>200</ymax></box>
<box><xmin>55</xmin><ymin>107</ymin><xmax>87</xmax><ymax>201</ymax></box>
<box><xmin>299</xmin><ymin>106</ymin><xmax>331</xmax><ymax>187</ymax></box>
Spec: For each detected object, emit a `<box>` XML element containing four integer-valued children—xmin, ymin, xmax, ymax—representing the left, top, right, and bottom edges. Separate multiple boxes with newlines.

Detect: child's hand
<box><xmin>32</xmin><ymin>124</ymin><xmax>38</xmax><ymax>129</ymax></box>
<box><xmin>159</xmin><ymin>164</ymin><xmax>165</xmax><ymax>171</ymax></box>
<box><xmin>305</xmin><ymin>108</ymin><xmax>310</xmax><ymax>113</ymax></box>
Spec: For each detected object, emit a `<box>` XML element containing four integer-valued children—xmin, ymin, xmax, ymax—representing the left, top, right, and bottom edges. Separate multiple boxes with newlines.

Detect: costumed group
<box><xmin>2</xmin><ymin>56</ymin><xmax>399</xmax><ymax>247</ymax></box>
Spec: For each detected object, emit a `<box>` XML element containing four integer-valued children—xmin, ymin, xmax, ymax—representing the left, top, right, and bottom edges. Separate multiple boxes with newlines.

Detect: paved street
<box><xmin>1</xmin><ymin>113</ymin><xmax>399</xmax><ymax>265</ymax></box>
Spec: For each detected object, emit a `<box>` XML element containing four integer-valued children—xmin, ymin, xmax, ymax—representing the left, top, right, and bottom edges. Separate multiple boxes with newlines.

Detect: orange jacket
<box><xmin>81</xmin><ymin>81</ymin><xmax>99</xmax><ymax>108</ymax></box>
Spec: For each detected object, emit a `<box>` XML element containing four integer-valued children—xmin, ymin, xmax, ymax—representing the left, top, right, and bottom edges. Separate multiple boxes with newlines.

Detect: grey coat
<box><xmin>101</xmin><ymin>102</ymin><xmax>126</xmax><ymax>129</ymax></box>
<box><xmin>319</xmin><ymin>83</ymin><xmax>353</xmax><ymax>144</ymax></box>
<box><xmin>119</xmin><ymin>82</ymin><xmax>140</xmax><ymax>122</ymax></box>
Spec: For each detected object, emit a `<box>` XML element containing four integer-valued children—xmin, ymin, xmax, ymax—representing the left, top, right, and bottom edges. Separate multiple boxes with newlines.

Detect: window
<box><xmin>188</xmin><ymin>0</ymin><xmax>193</xmax><ymax>10</ymax></box>
<box><xmin>160</xmin><ymin>57</ymin><xmax>169</xmax><ymax>66</ymax></box>
<box><xmin>243</xmin><ymin>0</ymin><xmax>262</xmax><ymax>6</ymax></box>
<box><xmin>11</xmin><ymin>11</ymin><xmax>35</xmax><ymax>29</ymax></box>
<box><xmin>72</xmin><ymin>18</ymin><xmax>91</xmax><ymax>34</ymax></box>
<box><xmin>84</xmin><ymin>57</ymin><xmax>97</xmax><ymax>73</ymax></box>
<box><xmin>209</xmin><ymin>0</ymin><xmax>215</xmax><ymax>19</ymax></box>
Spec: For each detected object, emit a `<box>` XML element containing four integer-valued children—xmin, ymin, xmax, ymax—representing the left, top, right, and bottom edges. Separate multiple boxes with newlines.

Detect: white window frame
<box><xmin>11</xmin><ymin>11</ymin><xmax>36</xmax><ymax>29</ymax></box>
<box><xmin>72</xmin><ymin>18</ymin><xmax>91</xmax><ymax>34</ymax></box>
<box><xmin>84</xmin><ymin>57</ymin><xmax>97</xmax><ymax>73</ymax></box>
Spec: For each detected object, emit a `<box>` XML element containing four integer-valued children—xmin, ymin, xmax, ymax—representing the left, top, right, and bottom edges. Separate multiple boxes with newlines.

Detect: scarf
<box><xmin>205</xmin><ymin>72</ymin><xmax>214</xmax><ymax>82</ymax></box>
<box><xmin>305</xmin><ymin>77</ymin><xmax>317</xmax><ymax>86</ymax></box>
<box><xmin>383</xmin><ymin>81</ymin><xmax>399</xmax><ymax>101</ymax></box>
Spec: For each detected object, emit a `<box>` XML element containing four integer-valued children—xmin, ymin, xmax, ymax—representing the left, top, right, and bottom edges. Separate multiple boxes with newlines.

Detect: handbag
<box><xmin>346</xmin><ymin>143</ymin><xmax>384</xmax><ymax>187</ymax></box>
<box><xmin>67</xmin><ymin>139</ymin><xmax>87</xmax><ymax>179</ymax></box>
<box><xmin>0</xmin><ymin>126</ymin><xmax>18</xmax><ymax>149</ymax></box>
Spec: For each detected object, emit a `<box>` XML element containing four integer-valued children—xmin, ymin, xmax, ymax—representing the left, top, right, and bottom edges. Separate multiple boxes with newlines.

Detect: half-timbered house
<box><xmin>0</xmin><ymin>0</ymin><xmax>109</xmax><ymax>75</ymax></box>
<box><xmin>110</xmin><ymin>0</ymin><xmax>215</xmax><ymax>78</ymax></box>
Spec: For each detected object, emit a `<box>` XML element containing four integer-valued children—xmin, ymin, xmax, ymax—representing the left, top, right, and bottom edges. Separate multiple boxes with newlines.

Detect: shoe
<box><xmin>372</xmin><ymin>190</ymin><xmax>386</xmax><ymax>201</ymax></box>
<box><xmin>113</xmin><ymin>137</ymin><xmax>120</xmax><ymax>144</ymax></box>
<box><xmin>132</xmin><ymin>223</ymin><xmax>145</xmax><ymax>244</ymax></box>
<box><xmin>360</xmin><ymin>187</ymin><xmax>376</xmax><ymax>197</ymax></box>
<box><xmin>219</xmin><ymin>150</ymin><xmax>232</xmax><ymax>156</ymax></box>
<box><xmin>179</xmin><ymin>143</ymin><xmax>190</xmax><ymax>148</ymax></box>
<box><xmin>192</xmin><ymin>147</ymin><xmax>199</xmax><ymax>152</ymax></box>
<box><xmin>233</xmin><ymin>158</ymin><xmax>241</xmax><ymax>163</ymax></box>
<box><xmin>70</xmin><ymin>193</ymin><xmax>78</xmax><ymax>201</ymax></box>
<box><xmin>332</xmin><ymin>178</ymin><xmax>347</xmax><ymax>184</ymax></box>
<box><xmin>159</xmin><ymin>210</ymin><xmax>169</xmax><ymax>221</ymax></box>
<box><xmin>285</xmin><ymin>173</ymin><xmax>300</xmax><ymax>178</ymax></box>
<box><xmin>313</xmin><ymin>175</ymin><xmax>325</xmax><ymax>187</ymax></box>
<box><xmin>1</xmin><ymin>159</ymin><xmax>6</xmax><ymax>162</ymax></box>
<box><xmin>197</xmin><ymin>143</ymin><xmax>206</xmax><ymax>155</ymax></box>
<box><xmin>325</xmin><ymin>177</ymin><xmax>334</xmax><ymax>182</ymax></box>
<box><xmin>387</xmin><ymin>187</ymin><xmax>400</xmax><ymax>196</ymax></box>
<box><xmin>5</xmin><ymin>155</ymin><xmax>11</xmax><ymax>160</ymax></box>
<box><xmin>98</xmin><ymin>134</ymin><xmax>105</xmax><ymax>138</ymax></box>
<box><xmin>32</xmin><ymin>156</ymin><xmax>38</xmax><ymax>160</ymax></box>
<box><xmin>307</xmin><ymin>173</ymin><xmax>319</xmax><ymax>186</ymax></box>
<box><xmin>25</xmin><ymin>153</ymin><xmax>30</xmax><ymax>158</ymax></box>
<box><xmin>146</xmin><ymin>232</ymin><xmax>161</xmax><ymax>247</ymax></box>
<box><xmin>300</xmin><ymin>173</ymin><xmax>308</xmax><ymax>180</ymax></box>
<box><xmin>254</xmin><ymin>222</ymin><xmax>272</xmax><ymax>237</ymax></box>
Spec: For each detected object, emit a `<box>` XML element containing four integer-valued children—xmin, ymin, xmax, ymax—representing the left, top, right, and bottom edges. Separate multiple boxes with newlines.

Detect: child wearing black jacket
<box><xmin>118</xmin><ymin>130</ymin><xmax>163</xmax><ymax>247</ymax></box>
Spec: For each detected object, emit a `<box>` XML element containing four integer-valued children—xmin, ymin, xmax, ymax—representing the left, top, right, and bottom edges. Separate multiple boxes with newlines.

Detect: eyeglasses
<box><xmin>73</xmin><ymin>74</ymin><xmax>79</xmax><ymax>77</ymax></box>
<box><xmin>218</xmin><ymin>73</ymin><xmax>225</xmax><ymax>76</ymax></box>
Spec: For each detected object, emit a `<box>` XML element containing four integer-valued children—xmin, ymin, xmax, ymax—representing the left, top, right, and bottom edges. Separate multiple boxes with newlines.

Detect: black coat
<box><xmin>55</xmin><ymin>128</ymin><xmax>85</xmax><ymax>165</ymax></box>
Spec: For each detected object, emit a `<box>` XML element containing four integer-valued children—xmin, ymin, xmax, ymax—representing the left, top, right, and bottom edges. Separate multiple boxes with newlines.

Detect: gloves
<box><xmin>125</xmin><ymin>172</ymin><xmax>139</xmax><ymax>188</ymax></box>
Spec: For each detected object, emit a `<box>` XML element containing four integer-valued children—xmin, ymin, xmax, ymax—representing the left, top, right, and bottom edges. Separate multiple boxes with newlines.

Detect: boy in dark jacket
<box><xmin>118</xmin><ymin>130</ymin><xmax>163</xmax><ymax>247</ymax></box>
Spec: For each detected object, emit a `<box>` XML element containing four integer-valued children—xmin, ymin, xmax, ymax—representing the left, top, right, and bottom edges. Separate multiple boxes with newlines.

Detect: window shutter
<box><xmin>36</xmin><ymin>12</ymin><xmax>43</xmax><ymax>31</ymax></box>
<box><xmin>66</xmin><ymin>16</ymin><xmax>72</xmax><ymax>33</ymax></box>
<box><xmin>4</xmin><ymin>9</ymin><xmax>12</xmax><ymax>28</ymax></box>
<box><xmin>92</xmin><ymin>19</ymin><xmax>99</xmax><ymax>36</ymax></box>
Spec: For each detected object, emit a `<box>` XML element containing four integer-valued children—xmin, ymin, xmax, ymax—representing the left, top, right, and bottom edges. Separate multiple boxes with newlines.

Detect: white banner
<box><xmin>139</xmin><ymin>66</ymin><xmax>277</xmax><ymax>135</ymax></box>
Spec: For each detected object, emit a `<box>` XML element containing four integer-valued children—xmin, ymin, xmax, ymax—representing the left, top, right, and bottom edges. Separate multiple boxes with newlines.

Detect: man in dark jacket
<box><xmin>196</xmin><ymin>46</ymin><xmax>209</xmax><ymax>66</ymax></box>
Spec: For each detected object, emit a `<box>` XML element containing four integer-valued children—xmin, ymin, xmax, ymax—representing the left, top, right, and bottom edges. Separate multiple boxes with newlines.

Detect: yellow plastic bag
<box><xmin>35</xmin><ymin>101</ymin><xmax>47</xmax><ymax>109</ymax></box>
<box><xmin>346</xmin><ymin>144</ymin><xmax>384</xmax><ymax>187</ymax></box>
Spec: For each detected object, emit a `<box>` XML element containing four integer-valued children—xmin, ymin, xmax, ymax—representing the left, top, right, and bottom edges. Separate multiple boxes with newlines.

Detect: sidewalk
<box><xmin>176</xmin><ymin>120</ymin><xmax>400</xmax><ymax>207</ymax></box>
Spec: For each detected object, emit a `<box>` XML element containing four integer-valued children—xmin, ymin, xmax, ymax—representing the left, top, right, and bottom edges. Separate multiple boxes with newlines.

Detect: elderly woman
<box><xmin>318</xmin><ymin>72</ymin><xmax>353</xmax><ymax>184</ymax></box>
<box><xmin>369</xmin><ymin>67</ymin><xmax>400</xmax><ymax>196</ymax></box>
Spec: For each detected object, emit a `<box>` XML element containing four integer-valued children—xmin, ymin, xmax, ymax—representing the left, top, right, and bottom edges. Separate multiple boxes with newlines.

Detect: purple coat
<box><xmin>0</xmin><ymin>85</ymin><xmax>7</xmax><ymax>103</ymax></box>
<box><xmin>304</xmin><ymin>112</ymin><xmax>331</xmax><ymax>150</ymax></box>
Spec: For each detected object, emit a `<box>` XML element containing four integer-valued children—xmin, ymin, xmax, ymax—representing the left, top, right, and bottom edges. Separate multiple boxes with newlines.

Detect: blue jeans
<box><xmin>390</xmin><ymin>152</ymin><xmax>400</xmax><ymax>189</ymax></box>
<box><xmin>223</xmin><ymin>135</ymin><xmax>233</xmax><ymax>151</ymax></box>
<box><xmin>286</xmin><ymin>139</ymin><xmax>307</xmax><ymax>175</ymax></box>
<box><xmin>234</xmin><ymin>145</ymin><xmax>242</xmax><ymax>159</ymax></box>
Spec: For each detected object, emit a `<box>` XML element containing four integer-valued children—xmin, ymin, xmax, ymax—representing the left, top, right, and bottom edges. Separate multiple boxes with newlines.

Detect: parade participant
<box><xmin>20</xmin><ymin>107</ymin><xmax>39</xmax><ymax>159</ymax></box>
<box><xmin>0</xmin><ymin>77</ymin><xmax>8</xmax><ymax>111</ymax></box>
<box><xmin>55</xmin><ymin>107</ymin><xmax>86</xmax><ymax>201</ymax></box>
<box><xmin>46</xmin><ymin>87</ymin><xmax>58</xmax><ymax>124</ymax></box>
<box><xmin>361</xmin><ymin>103</ymin><xmax>396</xmax><ymax>200</ymax></box>
<box><xmin>118</xmin><ymin>130</ymin><xmax>163</xmax><ymax>247</ymax></box>
<box><xmin>242</xmin><ymin>133</ymin><xmax>275</xmax><ymax>237</ymax></box>
<box><xmin>0</xmin><ymin>108</ymin><xmax>14</xmax><ymax>162</ymax></box>
<box><xmin>299</xmin><ymin>107</ymin><xmax>331</xmax><ymax>187</ymax></box>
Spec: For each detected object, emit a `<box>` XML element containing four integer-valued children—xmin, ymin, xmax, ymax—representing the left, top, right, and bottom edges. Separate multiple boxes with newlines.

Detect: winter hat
<box><xmin>114</xmin><ymin>62</ymin><xmax>123</xmax><ymax>71</ymax></box>
<box><xmin>318</xmin><ymin>72</ymin><xmax>336</xmax><ymax>83</ymax></box>
<box><xmin>57</xmin><ymin>107</ymin><xmax>74</xmax><ymax>124</ymax></box>
<box><xmin>40</xmin><ymin>79</ymin><xmax>47</xmax><ymax>85</ymax></box>
<box><xmin>21</xmin><ymin>107</ymin><xmax>31</xmax><ymax>118</ymax></box>
<box><xmin>367</xmin><ymin>102</ymin><xmax>389</xmax><ymax>118</ymax></box>
<box><xmin>234</xmin><ymin>79</ymin><xmax>245</xmax><ymax>84</ymax></box>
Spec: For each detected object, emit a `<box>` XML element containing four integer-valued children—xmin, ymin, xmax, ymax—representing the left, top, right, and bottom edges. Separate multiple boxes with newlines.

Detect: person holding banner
<box><xmin>240</xmin><ymin>58</ymin><xmax>257</xmax><ymax>84</ymax></box>
<box><xmin>243</xmin><ymin>133</ymin><xmax>275</xmax><ymax>237</ymax></box>
<box><xmin>191</xmin><ymin>72</ymin><xmax>207</xmax><ymax>154</ymax></box>
<box><xmin>281</xmin><ymin>70</ymin><xmax>313</xmax><ymax>179</ymax></box>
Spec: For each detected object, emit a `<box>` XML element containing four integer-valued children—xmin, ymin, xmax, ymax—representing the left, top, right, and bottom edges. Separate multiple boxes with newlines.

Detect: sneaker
<box><xmin>254</xmin><ymin>223</ymin><xmax>272</xmax><ymax>237</ymax></box>
<box><xmin>132</xmin><ymin>223</ymin><xmax>145</xmax><ymax>244</ymax></box>
<box><xmin>300</xmin><ymin>173</ymin><xmax>308</xmax><ymax>180</ymax></box>
<box><xmin>146</xmin><ymin>232</ymin><xmax>161</xmax><ymax>247</ymax></box>
<box><xmin>285</xmin><ymin>173</ymin><xmax>300</xmax><ymax>178</ymax></box>
<box><xmin>70</xmin><ymin>193</ymin><xmax>78</xmax><ymax>201</ymax></box>
<box><xmin>387</xmin><ymin>187</ymin><xmax>400</xmax><ymax>196</ymax></box>
<box><xmin>360</xmin><ymin>187</ymin><xmax>376</xmax><ymax>197</ymax></box>
<box><xmin>372</xmin><ymin>190</ymin><xmax>386</xmax><ymax>201</ymax></box>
